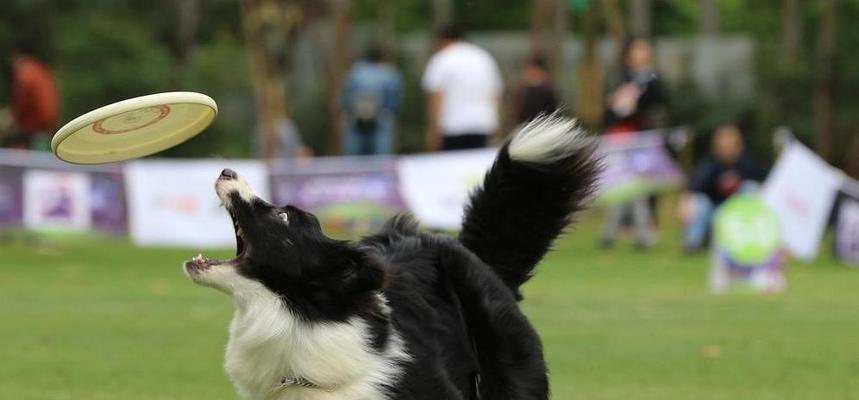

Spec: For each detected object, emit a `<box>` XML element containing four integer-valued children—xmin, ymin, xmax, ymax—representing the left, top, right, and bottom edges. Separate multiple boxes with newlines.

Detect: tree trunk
<box><xmin>239</xmin><ymin>0</ymin><xmax>301</xmax><ymax>160</ymax></box>
<box><xmin>814</xmin><ymin>0</ymin><xmax>837</xmax><ymax>162</ymax></box>
<box><xmin>378</xmin><ymin>0</ymin><xmax>397</xmax><ymax>62</ymax></box>
<box><xmin>601</xmin><ymin>0</ymin><xmax>625</xmax><ymax>61</ymax></box>
<box><xmin>554</xmin><ymin>0</ymin><xmax>569</xmax><ymax>54</ymax></box>
<box><xmin>601</xmin><ymin>0</ymin><xmax>624</xmax><ymax>43</ymax></box>
<box><xmin>525</xmin><ymin>0</ymin><xmax>569</xmax><ymax>129</ymax></box>
<box><xmin>629</xmin><ymin>0</ymin><xmax>651</xmax><ymax>37</ymax></box>
<box><xmin>240</xmin><ymin>0</ymin><xmax>277</xmax><ymax>160</ymax></box>
<box><xmin>576</xmin><ymin>2</ymin><xmax>604</xmax><ymax>128</ymax></box>
<box><xmin>170</xmin><ymin>0</ymin><xmax>200</xmax><ymax>87</ymax></box>
<box><xmin>699</xmin><ymin>0</ymin><xmax>719</xmax><ymax>35</ymax></box>
<box><xmin>780</xmin><ymin>0</ymin><xmax>801</xmax><ymax>70</ymax></box>
<box><xmin>325</xmin><ymin>0</ymin><xmax>353</xmax><ymax>155</ymax></box>
<box><xmin>431</xmin><ymin>0</ymin><xmax>452</xmax><ymax>32</ymax></box>
<box><xmin>530</xmin><ymin>0</ymin><xmax>566</xmax><ymax>76</ymax></box>
<box><xmin>531</xmin><ymin>0</ymin><xmax>551</xmax><ymax>58</ymax></box>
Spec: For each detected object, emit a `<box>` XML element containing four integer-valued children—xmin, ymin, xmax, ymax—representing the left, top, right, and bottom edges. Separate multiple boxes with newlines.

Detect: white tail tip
<box><xmin>508</xmin><ymin>114</ymin><xmax>588</xmax><ymax>163</ymax></box>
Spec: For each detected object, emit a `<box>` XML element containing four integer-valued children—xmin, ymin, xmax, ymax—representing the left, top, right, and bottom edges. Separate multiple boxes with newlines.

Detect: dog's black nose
<box><xmin>220</xmin><ymin>168</ymin><xmax>238</xmax><ymax>180</ymax></box>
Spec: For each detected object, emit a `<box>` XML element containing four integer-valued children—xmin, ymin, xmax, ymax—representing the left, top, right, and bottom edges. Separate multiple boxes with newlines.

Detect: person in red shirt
<box><xmin>4</xmin><ymin>38</ymin><xmax>59</xmax><ymax>150</ymax></box>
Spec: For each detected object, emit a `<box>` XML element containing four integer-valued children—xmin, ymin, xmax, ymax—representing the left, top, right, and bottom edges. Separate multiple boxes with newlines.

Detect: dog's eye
<box><xmin>278</xmin><ymin>212</ymin><xmax>289</xmax><ymax>224</ymax></box>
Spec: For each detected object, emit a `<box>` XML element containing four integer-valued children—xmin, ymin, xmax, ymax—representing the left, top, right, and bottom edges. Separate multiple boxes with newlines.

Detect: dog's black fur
<box><xmin>219</xmin><ymin>127</ymin><xmax>599</xmax><ymax>399</ymax></box>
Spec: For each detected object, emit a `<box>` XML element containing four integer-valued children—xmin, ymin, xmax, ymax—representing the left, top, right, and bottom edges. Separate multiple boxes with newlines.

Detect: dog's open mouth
<box><xmin>184</xmin><ymin>207</ymin><xmax>246</xmax><ymax>273</ymax></box>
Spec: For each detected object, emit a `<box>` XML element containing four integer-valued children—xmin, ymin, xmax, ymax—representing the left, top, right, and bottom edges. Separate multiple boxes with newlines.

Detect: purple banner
<box><xmin>596</xmin><ymin>132</ymin><xmax>684</xmax><ymax>204</ymax></box>
<box><xmin>0</xmin><ymin>148</ymin><xmax>127</xmax><ymax>234</ymax></box>
<box><xmin>836</xmin><ymin>194</ymin><xmax>859</xmax><ymax>265</ymax></box>
<box><xmin>0</xmin><ymin>166</ymin><xmax>24</xmax><ymax>227</ymax></box>
<box><xmin>271</xmin><ymin>157</ymin><xmax>406</xmax><ymax>236</ymax></box>
<box><xmin>90</xmin><ymin>172</ymin><xmax>128</xmax><ymax>234</ymax></box>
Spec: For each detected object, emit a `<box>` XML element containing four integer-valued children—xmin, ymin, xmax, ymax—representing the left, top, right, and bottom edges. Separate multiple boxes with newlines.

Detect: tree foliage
<box><xmin>0</xmin><ymin>0</ymin><xmax>856</xmax><ymax>171</ymax></box>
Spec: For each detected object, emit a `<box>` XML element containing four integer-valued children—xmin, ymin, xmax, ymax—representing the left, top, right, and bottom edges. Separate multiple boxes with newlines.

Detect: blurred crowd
<box><xmin>0</xmin><ymin>25</ymin><xmax>773</xmax><ymax>254</ymax></box>
<box><xmin>419</xmin><ymin>27</ymin><xmax>770</xmax><ymax>254</ymax></box>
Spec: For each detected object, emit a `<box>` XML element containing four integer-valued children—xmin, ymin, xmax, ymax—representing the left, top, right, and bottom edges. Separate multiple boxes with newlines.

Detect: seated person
<box><xmin>680</xmin><ymin>124</ymin><xmax>768</xmax><ymax>252</ymax></box>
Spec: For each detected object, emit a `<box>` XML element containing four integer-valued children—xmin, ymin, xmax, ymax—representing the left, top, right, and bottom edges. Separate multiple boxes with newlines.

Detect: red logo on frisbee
<box><xmin>92</xmin><ymin>105</ymin><xmax>171</xmax><ymax>134</ymax></box>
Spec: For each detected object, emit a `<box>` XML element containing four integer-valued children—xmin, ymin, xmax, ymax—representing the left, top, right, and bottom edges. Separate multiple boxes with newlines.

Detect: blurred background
<box><xmin>0</xmin><ymin>0</ymin><xmax>856</xmax><ymax>166</ymax></box>
<box><xmin>1</xmin><ymin>1</ymin><xmax>859</xmax><ymax>399</ymax></box>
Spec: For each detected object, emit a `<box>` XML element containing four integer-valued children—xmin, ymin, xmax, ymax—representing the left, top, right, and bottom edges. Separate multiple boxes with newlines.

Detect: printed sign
<box><xmin>398</xmin><ymin>133</ymin><xmax>682</xmax><ymax>229</ymax></box>
<box><xmin>595</xmin><ymin>132</ymin><xmax>684</xmax><ymax>205</ymax></box>
<box><xmin>271</xmin><ymin>157</ymin><xmax>406</xmax><ymax>236</ymax></box>
<box><xmin>714</xmin><ymin>195</ymin><xmax>781</xmax><ymax>265</ymax></box>
<box><xmin>710</xmin><ymin>195</ymin><xmax>786</xmax><ymax>293</ymax></box>
<box><xmin>761</xmin><ymin>142</ymin><xmax>843</xmax><ymax>261</ymax></box>
<box><xmin>125</xmin><ymin>160</ymin><xmax>269</xmax><ymax>248</ymax></box>
<box><xmin>396</xmin><ymin>149</ymin><xmax>496</xmax><ymax>230</ymax></box>
<box><xmin>23</xmin><ymin>170</ymin><xmax>92</xmax><ymax>231</ymax></box>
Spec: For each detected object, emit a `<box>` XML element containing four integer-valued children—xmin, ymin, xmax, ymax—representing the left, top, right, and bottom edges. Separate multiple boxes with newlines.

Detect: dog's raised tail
<box><xmin>459</xmin><ymin>115</ymin><xmax>601</xmax><ymax>298</ymax></box>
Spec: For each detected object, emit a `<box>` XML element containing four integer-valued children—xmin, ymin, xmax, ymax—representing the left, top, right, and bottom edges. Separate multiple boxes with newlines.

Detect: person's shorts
<box><xmin>442</xmin><ymin>133</ymin><xmax>488</xmax><ymax>151</ymax></box>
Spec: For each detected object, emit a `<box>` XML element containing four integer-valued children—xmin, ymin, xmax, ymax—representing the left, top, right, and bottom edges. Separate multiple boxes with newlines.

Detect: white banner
<box><xmin>23</xmin><ymin>170</ymin><xmax>91</xmax><ymax>231</ymax></box>
<box><xmin>396</xmin><ymin>149</ymin><xmax>496</xmax><ymax>230</ymax></box>
<box><xmin>761</xmin><ymin>142</ymin><xmax>843</xmax><ymax>261</ymax></box>
<box><xmin>125</xmin><ymin>160</ymin><xmax>269</xmax><ymax>248</ymax></box>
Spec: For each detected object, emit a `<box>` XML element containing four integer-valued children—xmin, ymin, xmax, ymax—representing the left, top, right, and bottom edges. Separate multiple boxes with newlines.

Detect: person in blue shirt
<box><xmin>340</xmin><ymin>46</ymin><xmax>403</xmax><ymax>155</ymax></box>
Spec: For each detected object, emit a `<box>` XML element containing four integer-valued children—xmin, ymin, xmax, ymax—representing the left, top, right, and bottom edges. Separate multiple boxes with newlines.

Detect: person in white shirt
<box><xmin>421</xmin><ymin>26</ymin><xmax>503</xmax><ymax>151</ymax></box>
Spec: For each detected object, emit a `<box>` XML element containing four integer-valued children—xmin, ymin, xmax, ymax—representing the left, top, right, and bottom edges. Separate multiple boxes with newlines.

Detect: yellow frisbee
<box><xmin>51</xmin><ymin>92</ymin><xmax>217</xmax><ymax>164</ymax></box>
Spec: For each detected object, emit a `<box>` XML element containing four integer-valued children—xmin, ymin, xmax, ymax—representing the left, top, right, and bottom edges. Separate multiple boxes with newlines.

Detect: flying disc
<box><xmin>51</xmin><ymin>92</ymin><xmax>217</xmax><ymax>164</ymax></box>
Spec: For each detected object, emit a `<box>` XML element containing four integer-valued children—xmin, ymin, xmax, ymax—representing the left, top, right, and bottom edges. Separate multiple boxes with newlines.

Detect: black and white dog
<box><xmin>183</xmin><ymin>116</ymin><xmax>600</xmax><ymax>400</ymax></box>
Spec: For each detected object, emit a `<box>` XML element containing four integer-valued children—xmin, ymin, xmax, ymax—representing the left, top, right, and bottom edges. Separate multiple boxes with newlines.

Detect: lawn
<box><xmin>1</xmin><ymin>214</ymin><xmax>858</xmax><ymax>399</ymax></box>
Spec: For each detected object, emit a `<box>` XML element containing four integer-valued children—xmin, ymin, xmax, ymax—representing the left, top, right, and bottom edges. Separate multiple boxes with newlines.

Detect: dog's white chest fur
<box><xmin>224</xmin><ymin>289</ymin><xmax>408</xmax><ymax>400</ymax></box>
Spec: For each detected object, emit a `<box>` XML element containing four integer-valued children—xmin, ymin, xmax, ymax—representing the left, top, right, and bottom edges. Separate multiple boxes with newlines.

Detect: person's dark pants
<box><xmin>1</xmin><ymin>131</ymin><xmax>49</xmax><ymax>150</ymax></box>
<box><xmin>442</xmin><ymin>133</ymin><xmax>488</xmax><ymax>151</ymax></box>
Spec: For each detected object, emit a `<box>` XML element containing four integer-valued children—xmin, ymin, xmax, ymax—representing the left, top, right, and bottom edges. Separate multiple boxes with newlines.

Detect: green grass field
<box><xmin>1</xmin><ymin>214</ymin><xmax>858</xmax><ymax>399</ymax></box>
